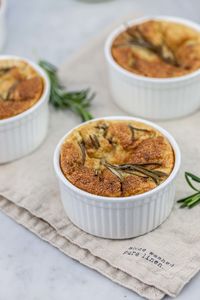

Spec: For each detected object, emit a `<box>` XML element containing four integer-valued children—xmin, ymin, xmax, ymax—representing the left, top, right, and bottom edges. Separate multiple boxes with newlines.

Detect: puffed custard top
<box><xmin>0</xmin><ymin>59</ymin><xmax>44</xmax><ymax>120</ymax></box>
<box><xmin>111</xmin><ymin>20</ymin><xmax>200</xmax><ymax>78</ymax></box>
<box><xmin>60</xmin><ymin>120</ymin><xmax>175</xmax><ymax>197</ymax></box>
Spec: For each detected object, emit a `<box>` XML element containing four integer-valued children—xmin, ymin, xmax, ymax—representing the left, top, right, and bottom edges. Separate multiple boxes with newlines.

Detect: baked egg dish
<box><xmin>112</xmin><ymin>19</ymin><xmax>200</xmax><ymax>78</ymax></box>
<box><xmin>60</xmin><ymin>120</ymin><xmax>174</xmax><ymax>197</ymax></box>
<box><xmin>0</xmin><ymin>59</ymin><xmax>44</xmax><ymax>119</ymax></box>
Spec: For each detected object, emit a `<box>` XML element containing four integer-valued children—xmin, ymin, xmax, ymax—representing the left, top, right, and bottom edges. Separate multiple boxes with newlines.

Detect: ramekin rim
<box><xmin>104</xmin><ymin>15</ymin><xmax>200</xmax><ymax>83</ymax></box>
<box><xmin>0</xmin><ymin>55</ymin><xmax>50</xmax><ymax>125</ymax></box>
<box><xmin>53</xmin><ymin>116</ymin><xmax>181</xmax><ymax>203</ymax></box>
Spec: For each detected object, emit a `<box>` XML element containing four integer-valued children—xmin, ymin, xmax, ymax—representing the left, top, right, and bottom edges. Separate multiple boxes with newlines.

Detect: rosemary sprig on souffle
<box><xmin>125</xmin><ymin>25</ymin><xmax>179</xmax><ymax>67</ymax></box>
<box><xmin>39</xmin><ymin>60</ymin><xmax>95</xmax><ymax>122</ymax></box>
<box><xmin>128</xmin><ymin>124</ymin><xmax>155</xmax><ymax>140</ymax></box>
<box><xmin>101</xmin><ymin>160</ymin><xmax>168</xmax><ymax>184</ymax></box>
<box><xmin>177</xmin><ymin>172</ymin><xmax>200</xmax><ymax>208</ymax></box>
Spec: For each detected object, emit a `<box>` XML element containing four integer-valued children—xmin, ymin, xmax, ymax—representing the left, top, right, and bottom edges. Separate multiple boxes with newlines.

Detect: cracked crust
<box><xmin>112</xmin><ymin>20</ymin><xmax>200</xmax><ymax>78</ymax></box>
<box><xmin>60</xmin><ymin>120</ymin><xmax>175</xmax><ymax>197</ymax></box>
<box><xmin>0</xmin><ymin>59</ymin><xmax>44</xmax><ymax>119</ymax></box>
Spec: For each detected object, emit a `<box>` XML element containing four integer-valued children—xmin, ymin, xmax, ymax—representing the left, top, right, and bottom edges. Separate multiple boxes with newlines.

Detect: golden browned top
<box><xmin>112</xmin><ymin>20</ymin><xmax>200</xmax><ymax>78</ymax></box>
<box><xmin>0</xmin><ymin>59</ymin><xmax>44</xmax><ymax>120</ymax></box>
<box><xmin>60</xmin><ymin>120</ymin><xmax>174</xmax><ymax>197</ymax></box>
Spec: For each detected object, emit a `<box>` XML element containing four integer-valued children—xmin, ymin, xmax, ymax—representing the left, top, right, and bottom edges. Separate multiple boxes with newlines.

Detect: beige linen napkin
<box><xmin>1</xmin><ymin>26</ymin><xmax>200</xmax><ymax>300</ymax></box>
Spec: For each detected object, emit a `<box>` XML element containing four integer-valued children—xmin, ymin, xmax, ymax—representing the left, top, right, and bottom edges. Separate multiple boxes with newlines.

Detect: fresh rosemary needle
<box><xmin>89</xmin><ymin>134</ymin><xmax>100</xmax><ymax>149</ymax></box>
<box><xmin>39</xmin><ymin>60</ymin><xmax>95</xmax><ymax>122</ymax></box>
<box><xmin>78</xmin><ymin>139</ymin><xmax>86</xmax><ymax>165</ymax></box>
<box><xmin>177</xmin><ymin>172</ymin><xmax>200</xmax><ymax>208</ymax></box>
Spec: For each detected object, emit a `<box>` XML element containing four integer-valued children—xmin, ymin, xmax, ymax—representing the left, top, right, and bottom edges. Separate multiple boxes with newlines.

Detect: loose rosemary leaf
<box><xmin>177</xmin><ymin>192</ymin><xmax>200</xmax><ymax>203</ymax></box>
<box><xmin>39</xmin><ymin>60</ymin><xmax>95</xmax><ymax>122</ymax></box>
<box><xmin>188</xmin><ymin>196</ymin><xmax>200</xmax><ymax>208</ymax></box>
<box><xmin>177</xmin><ymin>172</ymin><xmax>200</xmax><ymax>208</ymax></box>
<box><xmin>185</xmin><ymin>172</ymin><xmax>200</xmax><ymax>192</ymax></box>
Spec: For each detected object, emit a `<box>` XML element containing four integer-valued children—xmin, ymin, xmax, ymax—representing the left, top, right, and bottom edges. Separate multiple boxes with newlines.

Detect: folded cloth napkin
<box><xmin>1</xmin><ymin>26</ymin><xmax>200</xmax><ymax>300</ymax></box>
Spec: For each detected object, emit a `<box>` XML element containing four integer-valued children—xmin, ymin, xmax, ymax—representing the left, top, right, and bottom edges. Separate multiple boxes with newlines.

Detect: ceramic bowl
<box><xmin>54</xmin><ymin>116</ymin><xmax>181</xmax><ymax>239</ymax></box>
<box><xmin>0</xmin><ymin>55</ymin><xmax>50</xmax><ymax>163</ymax></box>
<box><xmin>105</xmin><ymin>16</ymin><xmax>200</xmax><ymax>120</ymax></box>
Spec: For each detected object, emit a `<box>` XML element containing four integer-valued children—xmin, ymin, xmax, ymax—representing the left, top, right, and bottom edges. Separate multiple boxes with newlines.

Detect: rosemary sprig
<box><xmin>177</xmin><ymin>172</ymin><xmax>200</xmax><ymax>208</ymax></box>
<box><xmin>128</xmin><ymin>124</ymin><xmax>153</xmax><ymax>141</ymax></box>
<box><xmin>39</xmin><ymin>60</ymin><xmax>95</xmax><ymax>122</ymax></box>
<box><xmin>125</xmin><ymin>26</ymin><xmax>179</xmax><ymax>67</ymax></box>
<box><xmin>102</xmin><ymin>161</ymin><xmax>167</xmax><ymax>184</ymax></box>
<box><xmin>119</xmin><ymin>164</ymin><xmax>167</xmax><ymax>184</ymax></box>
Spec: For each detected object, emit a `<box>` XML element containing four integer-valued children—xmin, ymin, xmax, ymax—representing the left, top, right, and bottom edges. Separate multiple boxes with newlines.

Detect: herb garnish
<box><xmin>125</xmin><ymin>26</ymin><xmax>179</xmax><ymax>67</ymax></box>
<box><xmin>101</xmin><ymin>160</ymin><xmax>167</xmax><ymax>184</ymax></box>
<box><xmin>78</xmin><ymin>139</ymin><xmax>86</xmax><ymax>164</ymax></box>
<box><xmin>128</xmin><ymin>124</ymin><xmax>152</xmax><ymax>141</ymax></box>
<box><xmin>177</xmin><ymin>172</ymin><xmax>200</xmax><ymax>208</ymax></box>
<box><xmin>39</xmin><ymin>60</ymin><xmax>95</xmax><ymax>122</ymax></box>
<box><xmin>89</xmin><ymin>134</ymin><xmax>100</xmax><ymax>149</ymax></box>
<box><xmin>104</xmin><ymin>163</ymin><xmax>124</xmax><ymax>182</ymax></box>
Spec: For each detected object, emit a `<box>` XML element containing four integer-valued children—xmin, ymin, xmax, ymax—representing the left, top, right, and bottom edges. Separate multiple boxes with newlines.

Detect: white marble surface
<box><xmin>1</xmin><ymin>0</ymin><xmax>200</xmax><ymax>299</ymax></box>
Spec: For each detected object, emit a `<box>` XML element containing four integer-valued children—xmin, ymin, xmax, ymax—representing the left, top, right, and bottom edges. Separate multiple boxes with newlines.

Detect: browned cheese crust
<box><xmin>60</xmin><ymin>120</ymin><xmax>175</xmax><ymax>197</ymax></box>
<box><xmin>0</xmin><ymin>59</ymin><xmax>44</xmax><ymax>119</ymax></box>
<box><xmin>111</xmin><ymin>20</ymin><xmax>200</xmax><ymax>78</ymax></box>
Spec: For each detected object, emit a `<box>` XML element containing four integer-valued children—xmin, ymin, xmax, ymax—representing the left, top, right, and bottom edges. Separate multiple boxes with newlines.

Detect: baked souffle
<box><xmin>0</xmin><ymin>59</ymin><xmax>44</xmax><ymax>119</ymax></box>
<box><xmin>60</xmin><ymin>120</ymin><xmax>174</xmax><ymax>197</ymax></box>
<box><xmin>112</xmin><ymin>20</ymin><xmax>200</xmax><ymax>78</ymax></box>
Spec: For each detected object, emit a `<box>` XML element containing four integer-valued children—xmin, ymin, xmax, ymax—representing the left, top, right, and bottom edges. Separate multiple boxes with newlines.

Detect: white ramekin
<box><xmin>0</xmin><ymin>0</ymin><xmax>6</xmax><ymax>51</ymax></box>
<box><xmin>0</xmin><ymin>55</ymin><xmax>50</xmax><ymax>163</ymax></box>
<box><xmin>105</xmin><ymin>16</ymin><xmax>200</xmax><ymax>120</ymax></box>
<box><xmin>54</xmin><ymin>116</ymin><xmax>181</xmax><ymax>239</ymax></box>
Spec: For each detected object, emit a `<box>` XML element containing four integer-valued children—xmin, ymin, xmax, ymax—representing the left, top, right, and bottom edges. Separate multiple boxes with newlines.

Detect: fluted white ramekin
<box><xmin>0</xmin><ymin>55</ymin><xmax>50</xmax><ymax>163</ymax></box>
<box><xmin>54</xmin><ymin>116</ymin><xmax>181</xmax><ymax>239</ymax></box>
<box><xmin>105</xmin><ymin>16</ymin><xmax>200</xmax><ymax>120</ymax></box>
<box><xmin>0</xmin><ymin>0</ymin><xmax>6</xmax><ymax>51</ymax></box>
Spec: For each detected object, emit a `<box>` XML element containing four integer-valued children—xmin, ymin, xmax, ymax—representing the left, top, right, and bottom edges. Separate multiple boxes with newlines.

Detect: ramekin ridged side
<box><xmin>0</xmin><ymin>55</ymin><xmax>50</xmax><ymax>164</ymax></box>
<box><xmin>54</xmin><ymin>116</ymin><xmax>181</xmax><ymax>239</ymax></box>
<box><xmin>0</xmin><ymin>0</ymin><xmax>6</xmax><ymax>51</ymax></box>
<box><xmin>105</xmin><ymin>16</ymin><xmax>200</xmax><ymax>120</ymax></box>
